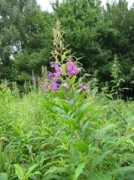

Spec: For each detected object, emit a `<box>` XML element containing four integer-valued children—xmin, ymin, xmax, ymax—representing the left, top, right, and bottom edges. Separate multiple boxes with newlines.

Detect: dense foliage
<box><xmin>0</xmin><ymin>0</ymin><xmax>134</xmax><ymax>98</ymax></box>
<box><xmin>0</xmin><ymin>1</ymin><xmax>134</xmax><ymax>178</ymax></box>
<box><xmin>0</xmin><ymin>0</ymin><xmax>54</xmax><ymax>82</ymax></box>
<box><xmin>0</xmin><ymin>83</ymin><xmax>134</xmax><ymax>179</ymax></box>
<box><xmin>0</xmin><ymin>20</ymin><xmax>134</xmax><ymax>179</ymax></box>
<box><xmin>54</xmin><ymin>0</ymin><xmax>134</xmax><ymax>98</ymax></box>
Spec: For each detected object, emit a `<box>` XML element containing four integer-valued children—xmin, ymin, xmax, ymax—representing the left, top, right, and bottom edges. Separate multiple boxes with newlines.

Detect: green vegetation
<box><xmin>0</xmin><ymin>0</ymin><xmax>134</xmax><ymax>98</ymax></box>
<box><xmin>0</xmin><ymin>22</ymin><xmax>134</xmax><ymax>179</ymax></box>
<box><xmin>0</xmin><ymin>84</ymin><xmax>134</xmax><ymax>179</ymax></box>
<box><xmin>0</xmin><ymin>0</ymin><xmax>134</xmax><ymax>179</ymax></box>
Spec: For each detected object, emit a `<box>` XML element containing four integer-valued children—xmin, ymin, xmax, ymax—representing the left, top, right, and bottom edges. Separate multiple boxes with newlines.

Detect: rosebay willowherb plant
<box><xmin>40</xmin><ymin>21</ymin><xmax>89</xmax><ymax>95</ymax></box>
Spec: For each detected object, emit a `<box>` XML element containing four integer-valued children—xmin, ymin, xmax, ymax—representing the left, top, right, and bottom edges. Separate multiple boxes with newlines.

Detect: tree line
<box><xmin>0</xmin><ymin>0</ymin><xmax>134</xmax><ymax>98</ymax></box>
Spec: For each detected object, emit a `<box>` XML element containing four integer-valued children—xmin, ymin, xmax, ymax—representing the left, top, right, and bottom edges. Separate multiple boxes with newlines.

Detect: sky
<box><xmin>36</xmin><ymin>0</ymin><xmax>134</xmax><ymax>11</ymax></box>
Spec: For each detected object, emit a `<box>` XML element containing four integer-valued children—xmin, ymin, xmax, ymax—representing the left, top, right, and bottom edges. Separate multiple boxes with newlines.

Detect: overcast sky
<box><xmin>36</xmin><ymin>0</ymin><xmax>134</xmax><ymax>11</ymax></box>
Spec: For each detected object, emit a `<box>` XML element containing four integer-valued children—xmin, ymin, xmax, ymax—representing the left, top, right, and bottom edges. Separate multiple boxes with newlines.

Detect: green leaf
<box><xmin>110</xmin><ymin>166</ymin><xmax>134</xmax><ymax>175</ymax></box>
<box><xmin>25</xmin><ymin>164</ymin><xmax>38</xmax><ymax>178</ymax></box>
<box><xmin>61</xmin><ymin>64</ymin><xmax>66</xmax><ymax>74</ymax></box>
<box><xmin>44</xmin><ymin>167</ymin><xmax>60</xmax><ymax>176</ymax></box>
<box><xmin>74</xmin><ymin>163</ymin><xmax>85</xmax><ymax>180</ymax></box>
<box><xmin>61</xmin><ymin>51</ymin><xmax>68</xmax><ymax>62</ymax></box>
<box><xmin>78</xmin><ymin>102</ymin><xmax>92</xmax><ymax>119</ymax></box>
<box><xmin>0</xmin><ymin>173</ymin><xmax>8</xmax><ymax>180</ymax></box>
<box><xmin>89</xmin><ymin>172</ymin><xmax>112</xmax><ymax>180</ymax></box>
<box><xmin>14</xmin><ymin>164</ymin><xmax>26</xmax><ymax>180</ymax></box>
<box><xmin>94</xmin><ymin>150</ymin><xmax>112</xmax><ymax>167</ymax></box>
<box><xmin>75</xmin><ymin>140</ymin><xmax>88</xmax><ymax>152</ymax></box>
<box><xmin>94</xmin><ymin>124</ymin><xmax>115</xmax><ymax>138</ymax></box>
<box><xmin>69</xmin><ymin>76</ymin><xmax>76</xmax><ymax>85</ymax></box>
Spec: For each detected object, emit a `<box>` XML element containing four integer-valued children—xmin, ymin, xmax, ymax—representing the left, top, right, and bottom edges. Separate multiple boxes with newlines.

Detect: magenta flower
<box><xmin>50</xmin><ymin>61</ymin><xmax>59</xmax><ymax>68</ymax></box>
<box><xmin>55</xmin><ymin>66</ymin><xmax>62</xmax><ymax>75</ymax></box>
<box><xmin>66</xmin><ymin>60</ymin><xmax>79</xmax><ymax>75</ymax></box>
<box><xmin>81</xmin><ymin>85</ymin><xmax>88</xmax><ymax>91</ymax></box>
<box><xmin>48</xmin><ymin>72</ymin><xmax>58</xmax><ymax>82</ymax></box>
<box><xmin>48</xmin><ymin>72</ymin><xmax>55</xmax><ymax>79</ymax></box>
<box><xmin>51</xmin><ymin>82</ymin><xmax>59</xmax><ymax>91</ymax></box>
<box><xmin>50</xmin><ymin>61</ymin><xmax>63</xmax><ymax>75</ymax></box>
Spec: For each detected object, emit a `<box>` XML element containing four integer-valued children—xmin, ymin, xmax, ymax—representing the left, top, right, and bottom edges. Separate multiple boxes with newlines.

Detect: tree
<box><xmin>52</xmin><ymin>0</ymin><xmax>115</xmax><ymax>80</ymax></box>
<box><xmin>104</xmin><ymin>0</ymin><xmax>134</xmax><ymax>97</ymax></box>
<box><xmin>0</xmin><ymin>0</ymin><xmax>54</xmax><ymax>83</ymax></box>
<box><xmin>53</xmin><ymin>0</ymin><xmax>134</xmax><ymax>98</ymax></box>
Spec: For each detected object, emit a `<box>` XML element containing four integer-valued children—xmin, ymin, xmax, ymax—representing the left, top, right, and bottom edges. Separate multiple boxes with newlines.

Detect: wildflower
<box><xmin>50</xmin><ymin>61</ymin><xmax>63</xmax><ymax>75</ymax></box>
<box><xmin>51</xmin><ymin>82</ymin><xmax>59</xmax><ymax>91</ymax></box>
<box><xmin>50</xmin><ymin>61</ymin><xmax>59</xmax><ymax>68</ymax></box>
<box><xmin>48</xmin><ymin>72</ymin><xmax>58</xmax><ymax>82</ymax></box>
<box><xmin>66</xmin><ymin>60</ymin><xmax>79</xmax><ymax>75</ymax></box>
<box><xmin>81</xmin><ymin>85</ymin><xmax>88</xmax><ymax>91</ymax></box>
<box><xmin>48</xmin><ymin>72</ymin><xmax>55</xmax><ymax>79</ymax></box>
<box><xmin>55</xmin><ymin>66</ymin><xmax>62</xmax><ymax>75</ymax></box>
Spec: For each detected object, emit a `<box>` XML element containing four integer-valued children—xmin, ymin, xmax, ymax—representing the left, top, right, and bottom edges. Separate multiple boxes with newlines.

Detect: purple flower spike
<box><xmin>50</xmin><ymin>61</ymin><xmax>63</xmax><ymax>75</ymax></box>
<box><xmin>48</xmin><ymin>72</ymin><xmax>58</xmax><ymax>82</ymax></box>
<box><xmin>55</xmin><ymin>66</ymin><xmax>63</xmax><ymax>75</ymax></box>
<box><xmin>48</xmin><ymin>72</ymin><xmax>55</xmax><ymax>79</ymax></box>
<box><xmin>81</xmin><ymin>85</ymin><xmax>88</xmax><ymax>91</ymax></box>
<box><xmin>51</xmin><ymin>82</ymin><xmax>59</xmax><ymax>91</ymax></box>
<box><xmin>50</xmin><ymin>61</ymin><xmax>59</xmax><ymax>68</ymax></box>
<box><xmin>53</xmin><ymin>73</ymin><xmax>59</xmax><ymax>82</ymax></box>
<box><xmin>66</xmin><ymin>60</ymin><xmax>79</xmax><ymax>75</ymax></box>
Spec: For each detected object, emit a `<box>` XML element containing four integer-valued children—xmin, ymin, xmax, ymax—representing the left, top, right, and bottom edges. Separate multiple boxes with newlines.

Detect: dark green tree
<box><xmin>104</xmin><ymin>0</ymin><xmax>134</xmax><ymax>97</ymax></box>
<box><xmin>52</xmin><ymin>0</ymin><xmax>115</xmax><ymax>81</ymax></box>
<box><xmin>0</xmin><ymin>0</ymin><xmax>54</xmax><ymax>83</ymax></box>
<box><xmin>52</xmin><ymin>0</ymin><xmax>134</xmax><ymax>98</ymax></box>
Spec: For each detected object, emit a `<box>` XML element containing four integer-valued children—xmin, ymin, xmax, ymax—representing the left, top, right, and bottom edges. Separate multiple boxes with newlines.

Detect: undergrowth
<box><xmin>0</xmin><ymin>85</ymin><xmax>134</xmax><ymax>180</ymax></box>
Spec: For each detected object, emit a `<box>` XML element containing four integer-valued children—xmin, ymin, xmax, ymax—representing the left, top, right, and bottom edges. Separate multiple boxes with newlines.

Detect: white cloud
<box><xmin>36</xmin><ymin>0</ymin><xmax>134</xmax><ymax>11</ymax></box>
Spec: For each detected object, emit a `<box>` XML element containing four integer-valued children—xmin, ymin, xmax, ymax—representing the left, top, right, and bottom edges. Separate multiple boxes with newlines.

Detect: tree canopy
<box><xmin>0</xmin><ymin>0</ymin><xmax>133</xmax><ymax>98</ymax></box>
